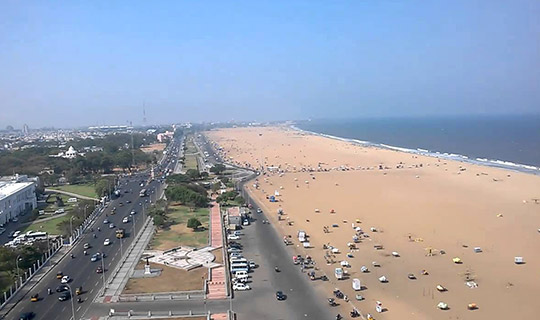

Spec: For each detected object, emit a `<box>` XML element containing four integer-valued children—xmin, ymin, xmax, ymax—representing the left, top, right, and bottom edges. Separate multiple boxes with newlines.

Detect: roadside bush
<box><xmin>187</xmin><ymin>217</ymin><xmax>202</xmax><ymax>230</ymax></box>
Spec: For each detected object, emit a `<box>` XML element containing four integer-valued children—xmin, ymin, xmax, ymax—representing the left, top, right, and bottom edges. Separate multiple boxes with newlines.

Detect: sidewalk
<box><xmin>97</xmin><ymin>217</ymin><xmax>155</xmax><ymax>303</ymax></box>
<box><xmin>44</xmin><ymin>188</ymin><xmax>99</xmax><ymax>201</ymax></box>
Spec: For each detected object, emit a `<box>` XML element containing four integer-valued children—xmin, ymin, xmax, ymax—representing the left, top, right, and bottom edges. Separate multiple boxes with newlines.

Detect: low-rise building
<box><xmin>0</xmin><ymin>174</ymin><xmax>38</xmax><ymax>225</ymax></box>
<box><xmin>227</xmin><ymin>206</ymin><xmax>243</xmax><ymax>229</ymax></box>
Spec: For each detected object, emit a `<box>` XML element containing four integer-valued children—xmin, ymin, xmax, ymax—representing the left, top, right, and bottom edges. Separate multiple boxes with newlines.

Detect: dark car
<box><xmin>55</xmin><ymin>285</ymin><xmax>69</xmax><ymax>293</ymax></box>
<box><xmin>276</xmin><ymin>291</ymin><xmax>286</xmax><ymax>301</ymax></box>
<box><xmin>96</xmin><ymin>266</ymin><xmax>103</xmax><ymax>273</ymax></box>
<box><xmin>19</xmin><ymin>312</ymin><xmax>35</xmax><ymax>320</ymax></box>
<box><xmin>126</xmin><ymin>200</ymin><xmax>131</xmax><ymax>204</ymax></box>
<box><xmin>58</xmin><ymin>291</ymin><xmax>71</xmax><ymax>301</ymax></box>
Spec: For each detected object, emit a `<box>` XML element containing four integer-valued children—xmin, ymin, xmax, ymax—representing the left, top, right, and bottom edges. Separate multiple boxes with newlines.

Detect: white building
<box><xmin>49</xmin><ymin>145</ymin><xmax>80</xmax><ymax>159</ymax></box>
<box><xmin>0</xmin><ymin>175</ymin><xmax>37</xmax><ymax>225</ymax></box>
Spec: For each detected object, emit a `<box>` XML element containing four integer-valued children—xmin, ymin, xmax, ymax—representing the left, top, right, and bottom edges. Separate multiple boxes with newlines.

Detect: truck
<box><xmin>335</xmin><ymin>267</ymin><xmax>344</xmax><ymax>280</ymax></box>
<box><xmin>115</xmin><ymin>228</ymin><xmax>125</xmax><ymax>239</ymax></box>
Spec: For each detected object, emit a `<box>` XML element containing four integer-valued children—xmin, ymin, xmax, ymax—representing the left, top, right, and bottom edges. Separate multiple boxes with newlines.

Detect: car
<box><xmin>130</xmin><ymin>210</ymin><xmax>136</xmax><ymax>215</ymax></box>
<box><xmin>256</xmin><ymin>208</ymin><xmax>262</xmax><ymax>214</ymax></box>
<box><xmin>60</xmin><ymin>276</ymin><xmax>70</xmax><ymax>284</ymax></box>
<box><xmin>83</xmin><ymin>243</ymin><xmax>90</xmax><ymax>249</ymax></box>
<box><xmin>8</xmin><ymin>231</ymin><xmax>15</xmax><ymax>238</ymax></box>
<box><xmin>91</xmin><ymin>254</ymin><xmax>99</xmax><ymax>262</ymax></box>
<box><xmin>230</xmin><ymin>253</ymin><xmax>243</xmax><ymax>259</ymax></box>
<box><xmin>124</xmin><ymin>190</ymin><xmax>129</xmax><ymax>194</ymax></box>
<box><xmin>109</xmin><ymin>223</ymin><xmax>115</xmax><ymax>229</ymax></box>
<box><xmin>119</xmin><ymin>202</ymin><xmax>123</xmax><ymax>207</ymax></box>
<box><xmin>249</xmin><ymin>261</ymin><xmax>257</xmax><ymax>269</ymax></box>
<box><xmin>103</xmin><ymin>219</ymin><xmax>109</xmax><ymax>224</ymax></box>
<box><xmin>54</xmin><ymin>209</ymin><xmax>64</xmax><ymax>214</ymax></box>
<box><xmin>12</xmin><ymin>217</ymin><xmax>19</xmax><ymax>223</ymax></box>
<box><xmin>228</xmin><ymin>248</ymin><xmax>242</xmax><ymax>253</ymax></box>
<box><xmin>276</xmin><ymin>291</ymin><xmax>286</xmax><ymax>300</ymax></box>
<box><xmin>126</xmin><ymin>200</ymin><xmax>131</xmax><ymax>204</ymax></box>
<box><xmin>96</xmin><ymin>266</ymin><xmax>103</xmax><ymax>273</ymax></box>
<box><xmin>104</xmin><ymin>238</ymin><xmax>112</xmax><ymax>246</ymax></box>
<box><xmin>58</xmin><ymin>291</ymin><xmax>71</xmax><ymax>301</ymax></box>
<box><xmin>242</xmin><ymin>220</ymin><xmax>250</xmax><ymax>226</ymax></box>
<box><xmin>55</xmin><ymin>285</ymin><xmax>69</xmax><ymax>292</ymax></box>
<box><xmin>122</xmin><ymin>217</ymin><xmax>129</xmax><ymax>223</ymax></box>
<box><xmin>228</xmin><ymin>235</ymin><xmax>240</xmax><ymax>240</ymax></box>
<box><xmin>56</xmin><ymin>272</ymin><xmax>63</xmax><ymax>279</ymax></box>
<box><xmin>233</xmin><ymin>283</ymin><xmax>250</xmax><ymax>291</ymax></box>
<box><xmin>19</xmin><ymin>312</ymin><xmax>35</xmax><ymax>320</ymax></box>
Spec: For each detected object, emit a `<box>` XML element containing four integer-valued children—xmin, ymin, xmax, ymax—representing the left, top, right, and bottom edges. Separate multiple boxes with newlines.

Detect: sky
<box><xmin>0</xmin><ymin>1</ymin><xmax>539</xmax><ymax>128</ymax></box>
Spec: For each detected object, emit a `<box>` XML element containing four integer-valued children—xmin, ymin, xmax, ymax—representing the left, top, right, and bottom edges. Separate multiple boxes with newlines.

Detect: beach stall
<box><xmin>352</xmin><ymin>278</ymin><xmax>361</xmax><ymax>291</ymax></box>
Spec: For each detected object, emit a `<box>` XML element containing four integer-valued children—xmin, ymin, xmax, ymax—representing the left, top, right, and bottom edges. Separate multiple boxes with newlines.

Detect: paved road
<box><xmin>5</xmin><ymin>139</ymin><xmax>181</xmax><ymax>320</ymax></box>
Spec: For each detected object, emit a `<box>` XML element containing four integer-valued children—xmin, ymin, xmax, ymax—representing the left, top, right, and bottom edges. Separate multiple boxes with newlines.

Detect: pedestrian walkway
<box><xmin>207</xmin><ymin>201</ymin><xmax>227</xmax><ymax>300</ymax></box>
<box><xmin>44</xmin><ymin>188</ymin><xmax>99</xmax><ymax>201</ymax></box>
<box><xmin>98</xmin><ymin>217</ymin><xmax>155</xmax><ymax>303</ymax></box>
<box><xmin>207</xmin><ymin>266</ymin><xmax>227</xmax><ymax>300</ymax></box>
<box><xmin>210</xmin><ymin>202</ymin><xmax>223</xmax><ymax>248</ymax></box>
<box><xmin>211</xmin><ymin>313</ymin><xmax>228</xmax><ymax>320</ymax></box>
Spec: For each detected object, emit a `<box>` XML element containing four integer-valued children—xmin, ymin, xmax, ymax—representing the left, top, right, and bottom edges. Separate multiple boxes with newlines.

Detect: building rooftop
<box><xmin>0</xmin><ymin>181</ymin><xmax>34</xmax><ymax>201</ymax></box>
<box><xmin>227</xmin><ymin>206</ymin><xmax>241</xmax><ymax>217</ymax></box>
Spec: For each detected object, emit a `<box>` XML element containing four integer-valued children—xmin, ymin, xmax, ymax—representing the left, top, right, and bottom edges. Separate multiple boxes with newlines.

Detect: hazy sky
<box><xmin>1</xmin><ymin>1</ymin><xmax>539</xmax><ymax>128</ymax></box>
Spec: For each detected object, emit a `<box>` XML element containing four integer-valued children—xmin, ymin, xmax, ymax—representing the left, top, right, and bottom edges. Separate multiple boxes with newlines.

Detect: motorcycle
<box><xmin>274</xmin><ymin>266</ymin><xmax>280</xmax><ymax>272</ymax></box>
<box><xmin>350</xmin><ymin>309</ymin><xmax>360</xmax><ymax>318</ymax></box>
<box><xmin>336</xmin><ymin>314</ymin><xmax>342</xmax><ymax>320</ymax></box>
<box><xmin>47</xmin><ymin>288</ymin><xmax>51</xmax><ymax>295</ymax></box>
<box><xmin>328</xmin><ymin>298</ymin><xmax>337</xmax><ymax>307</ymax></box>
<box><xmin>70</xmin><ymin>254</ymin><xmax>74</xmax><ymax>259</ymax></box>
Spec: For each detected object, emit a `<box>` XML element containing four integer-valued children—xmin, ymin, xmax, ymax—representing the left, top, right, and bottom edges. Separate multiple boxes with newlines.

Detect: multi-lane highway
<box><xmin>6</xmin><ymin>138</ymin><xmax>181</xmax><ymax>320</ymax></box>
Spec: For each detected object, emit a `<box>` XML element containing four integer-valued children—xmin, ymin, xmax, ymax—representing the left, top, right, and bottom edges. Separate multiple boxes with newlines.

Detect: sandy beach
<box><xmin>206</xmin><ymin>126</ymin><xmax>540</xmax><ymax>319</ymax></box>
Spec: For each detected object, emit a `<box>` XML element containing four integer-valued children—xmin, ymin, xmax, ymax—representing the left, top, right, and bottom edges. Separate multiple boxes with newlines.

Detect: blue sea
<box><xmin>295</xmin><ymin>115</ymin><xmax>540</xmax><ymax>174</ymax></box>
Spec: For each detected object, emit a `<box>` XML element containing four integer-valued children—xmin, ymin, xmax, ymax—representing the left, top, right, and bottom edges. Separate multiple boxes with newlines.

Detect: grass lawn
<box><xmin>50</xmin><ymin>183</ymin><xmax>98</xmax><ymax>199</ymax></box>
<box><xmin>20</xmin><ymin>214</ymin><xmax>71</xmax><ymax>235</ymax></box>
<box><xmin>150</xmin><ymin>205</ymin><xmax>209</xmax><ymax>250</ymax></box>
<box><xmin>184</xmin><ymin>154</ymin><xmax>199</xmax><ymax>171</ymax></box>
<box><xmin>185</xmin><ymin>138</ymin><xmax>198</xmax><ymax>154</ymax></box>
<box><xmin>123</xmin><ymin>261</ymin><xmax>207</xmax><ymax>294</ymax></box>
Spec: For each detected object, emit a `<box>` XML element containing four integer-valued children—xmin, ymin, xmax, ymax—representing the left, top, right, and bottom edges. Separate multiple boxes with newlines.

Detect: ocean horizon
<box><xmin>295</xmin><ymin>114</ymin><xmax>540</xmax><ymax>174</ymax></box>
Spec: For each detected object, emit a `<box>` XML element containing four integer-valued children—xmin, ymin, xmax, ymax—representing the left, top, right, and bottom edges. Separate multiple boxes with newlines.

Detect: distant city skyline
<box><xmin>1</xmin><ymin>1</ymin><xmax>539</xmax><ymax>128</ymax></box>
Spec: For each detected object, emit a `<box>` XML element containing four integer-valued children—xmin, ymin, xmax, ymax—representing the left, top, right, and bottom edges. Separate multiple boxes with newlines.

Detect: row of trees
<box><xmin>165</xmin><ymin>185</ymin><xmax>209</xmax><ymax>208</ymax></box>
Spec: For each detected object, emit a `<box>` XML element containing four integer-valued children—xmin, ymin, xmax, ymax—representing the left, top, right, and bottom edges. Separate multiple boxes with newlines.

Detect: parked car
<box><xmin>103</xmin><ymin>238</ymin><xmax>111</xmax><ymax>246</ymax></box>
<box><xmin>54</xmin><ymin>209</ymin><xmax>64</xmax><ymax>214</ymax></box>
<box><xmin>122</xmin><ymin>217</ymin><xmax>129</xmax><ymax>223</ymax></box>
<box><xmin>233</xmin><ymin>283</ymin><xmax>251</xmax><ymax>291</ymax></box>
<box><xmin>228</xmin><ymin>235</ymin><xmax>240</xmax><ymax>240</ymax></box>
<box><xmin>103</xmin><ymin>219</ymin><xmax>109</xmax><ymax>224</ymax></box>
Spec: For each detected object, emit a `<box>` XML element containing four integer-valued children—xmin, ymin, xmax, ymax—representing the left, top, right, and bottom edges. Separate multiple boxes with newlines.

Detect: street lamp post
<box><xmin>100</xmin><ymin>253</ymin><xmax>106</xmax><ymax>292</ymax></box>
<box><xmin>64</xmin><ymin>283</ymin><xmax>76</xmax><ymax>320</ymax></box>
<box><xmin>69</xmin><ymin>216</ymin><xmax>76</xmax><ymax>244</ymax></box>
<box><xmin>15</xmin><ymin>255</ymin><xmax>22</xmax><ymax>279</ymax></box>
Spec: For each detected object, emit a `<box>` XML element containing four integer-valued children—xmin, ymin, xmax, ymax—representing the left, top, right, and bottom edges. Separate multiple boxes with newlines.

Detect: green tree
<box><xmin>94</xmin><ymin>179</ymin><xmax>110</xmax><ymax>197</ymax></box>
<box><xmin>210</xmin><ymin>164</ymin><xmax>226</xmax><ymax>175</ymax></box>
<box><xmin>186</xmin><ymin>169</ymin><xmax>200</xmax><ymax>180</ymax></box>
<box><xmin>187</xmin><ymin>217</ymin><xmax>202</xmax><ymax>230</ymax></box>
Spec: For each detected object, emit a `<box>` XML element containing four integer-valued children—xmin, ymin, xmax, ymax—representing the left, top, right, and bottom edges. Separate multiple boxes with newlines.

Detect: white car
<box><xmin>228</xmin><ymin>235</ymin><xmax>240</xmax><ymax>240</ymax></box>
<box><xmin>60</xmin><ymin>275</ymin><xmax>70</xmax><ymax>284</ymax></box>
<box><xmin>233</xmin><ymin>283</ymin><xmax>250</xmax><ymax>291</ymax></box>
<box><xmin>103</xmin><ymin>238</ymin><xmax>111</xmax><ymax>246</ymax></box>
<box><xmin>122</xmin><ymin>217</ymin><xmax>129</xmax><ymax>223</ymax></box>
<box><xmin>109</xmin><ymin>223</ymin><xmax>115</xmax><ymax>229</ymax></box>
<box><xmin>242</xmin><ymin>220</ymin><xmax>250</xmax><ymax>226</ymax></box>
<box><xmin>130</xmin><ymin>210</ymin><xmax>136</xmax><ymax>215</ymax></box>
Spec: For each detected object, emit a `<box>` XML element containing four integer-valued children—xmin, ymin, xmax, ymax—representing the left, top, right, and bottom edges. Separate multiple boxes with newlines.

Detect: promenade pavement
<box><xmin>206</xmin><ymin>201</ymin><xmax>227</xmax><ymax>300</ymax></box>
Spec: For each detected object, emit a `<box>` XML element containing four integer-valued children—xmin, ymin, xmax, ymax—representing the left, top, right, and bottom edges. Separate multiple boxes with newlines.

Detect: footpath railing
<box><xmin>0</xmin><ymin>198</ymin><xmax>106</xmax><ymax>311</ymax></box>
<box><xmin>0</xmin><ymin>240</ymin><xmax>63</xmax><ymax>309</ymax></box>
<box><xmin>106</xmin><ymin>310</ymin><xmax>211</xmax><ymax>319</ymax></box>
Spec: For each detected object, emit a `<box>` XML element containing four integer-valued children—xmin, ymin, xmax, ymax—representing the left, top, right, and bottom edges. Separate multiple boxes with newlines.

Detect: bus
<box><xmin>25</xmin><ymin>231</ymin><xmax>48</xmax><ymax>240</ymax></box>
<box><xmin>139</xmin><ymin>189</ymin><xmax>147</xmax><ymax>197</ymax></box>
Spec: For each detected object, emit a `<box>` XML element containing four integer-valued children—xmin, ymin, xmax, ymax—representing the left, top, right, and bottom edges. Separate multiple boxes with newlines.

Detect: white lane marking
<box><xmin>90</xmin><ymin>288</ymin><xmax>94</xmax><ymax>293</ymax></box>
<box><xmin>76</xmin><ymin>306</ymin><xmax>82</xmax><ymax>312</ymax></box>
